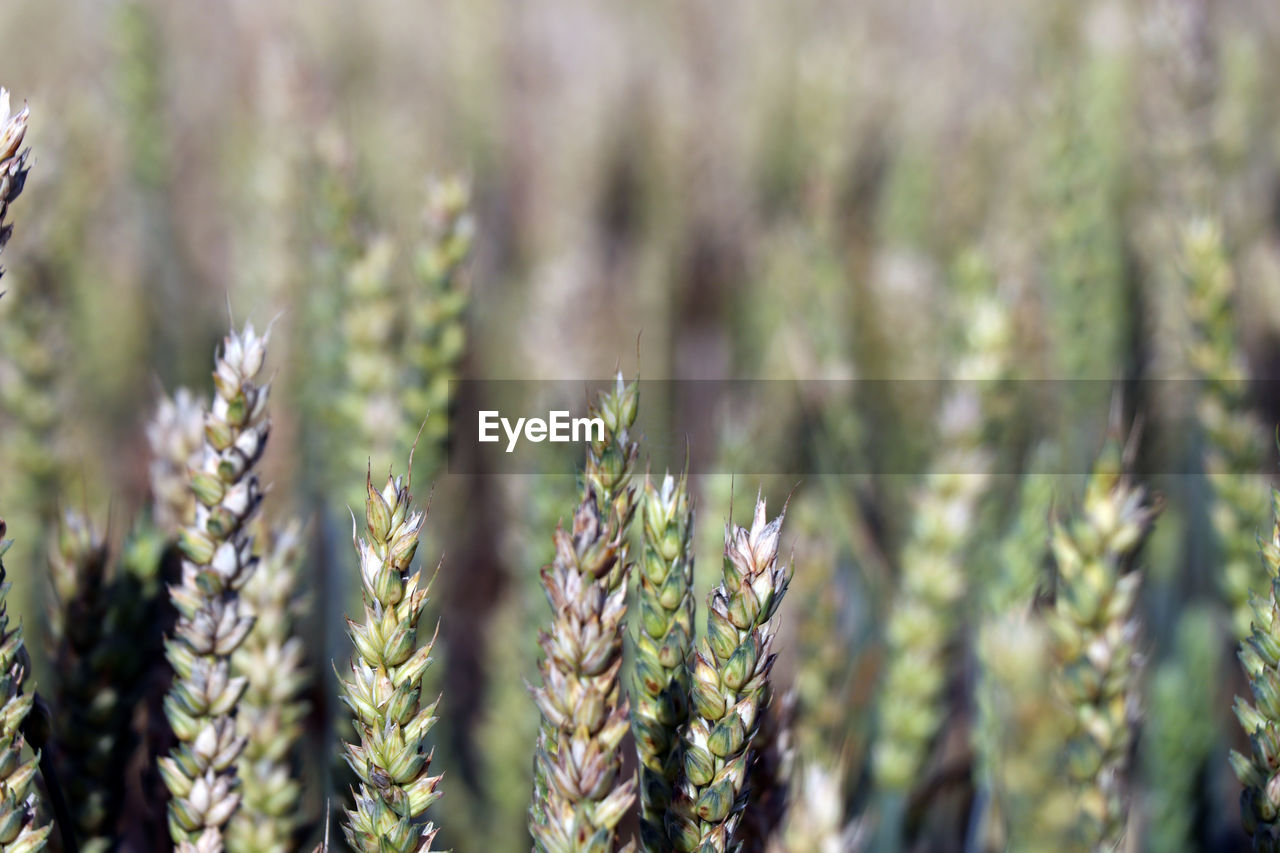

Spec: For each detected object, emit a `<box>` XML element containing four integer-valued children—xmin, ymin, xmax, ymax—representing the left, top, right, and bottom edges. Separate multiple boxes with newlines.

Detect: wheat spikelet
<box><xmin>159</xmin><ymin>324</ymin><xmax>272</xmax><ymax>852</ymax></box>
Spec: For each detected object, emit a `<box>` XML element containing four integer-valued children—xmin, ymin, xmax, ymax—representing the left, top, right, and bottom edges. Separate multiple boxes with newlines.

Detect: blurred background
<box><xmin>3</xmin><ymin>0</ymin><xmax>1280</xmax><ymax>849</ymax></box>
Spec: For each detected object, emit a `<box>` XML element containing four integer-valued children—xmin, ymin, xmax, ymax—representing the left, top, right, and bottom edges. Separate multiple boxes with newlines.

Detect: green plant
<box><xmin>667</xmin><ymin>495</ymin><xmax>793</xmax><ymax>853</ymax></box>
<box><xmin>339</xmin><ymin>467</ymin><xmax>443</xmax><ymax>851</ymax></box>
<box><xmin>159</xmin><ymin>324</ymin><xmax>272</xmax><ymax>852</ymax></box>
<box><xmin>1048</xmin><ymin>437</ymin><xmax>1158</xmax><ymax>850</ymax></box>
<box><xmin>871</xmin><ymin>285</ymin><xmax>1008</xmax><ymax>843</ymax></box>
<box><xmin>632</xmin><ymin>470</ymin><xmax>696</xmax><ymax>849</ymax></box>
<box><xmin>1182</xmin><ymin>219</ymin><xmax>1268</xmax><ymax>643</ymax></box>
<box><xmin>529</xmin><ymin>375</ymin><xmax>639</xmax><ymax>853</ymax></box>
<box><xmin>402</xmin><ymin>176</ymin><xmax>474</xmax><ymax>479</ymax></box>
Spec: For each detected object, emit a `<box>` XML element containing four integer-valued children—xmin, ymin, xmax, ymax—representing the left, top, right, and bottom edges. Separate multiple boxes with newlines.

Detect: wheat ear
<box><xmin>1048</xmin><ymin>437</ymin><xmax>1158</xmax><ymax>850</ymax></box>
<box><xmin>667</xmin><ymin>495</ymin><xmax>793</xmax><ymax>853</ymax></box>
<box><xmin>1182</xmin><ymin>219</ymin><xmax>1268</xmax><ymax>643</ymax></box>
<box><xmin>529</xmin><ymin>374</ymin><xmax>640</xmax><ymax>852</ymax></box>
<box><xmin>159</xmin><ymin>324</ymin><xmax>272</xmax><ymax>853</ymax></box>
<box><xmin>632</xmin><ymin>470</ymin><xmax>696</xmax><ymax>849</ymax></box>
<box><xmin>339</xmin><ymin>467</ymin><xmax>444</xmax><ymax>851</ymax></box>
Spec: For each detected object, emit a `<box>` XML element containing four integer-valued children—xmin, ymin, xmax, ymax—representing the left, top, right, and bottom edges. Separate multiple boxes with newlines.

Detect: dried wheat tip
<box><xmin>160</xmin><ymin>323</ymin><xmax>272</xmax><ymax>852</ymax></box>
<box><xmin>228</xmin><ymin>519</ymin><xmax>310</xmax><ymax>853</ymax></box>
<box><xmin>402</xmin><ymin>175</ymin><xmax>474</xmax><ymax>464</ymax></box>
<box><xmin>1231</xmin><ymin>487</ymin><xmax>1280</xmax><ymax>848</ymax></box>
<box><xmin>529</xmin><ymin>374</ymin><xmax>639</xmax><ymax>853</ymax></box>
<box><xmin>1048</xmin><ymin>438</ymin><xmax>1158</xmax><ymax>850</ymax></box>
<box><xmin>148</xmin><ymin>388</ymin><xmax>209</xmax><ymax>535</ymax></box>
<box><xmin>667</xmin><ymin>495</ymin><xmax>793</xmax><ymax>853</ymax></box>
<box><xmin>46</xmin><ymin>511</ymin><xmax>122</xmax><ymax>853</ymax></box>
<box><xmin>632</xmin><ymin>470</ymin><xmax>696</xmax><ymax>849</ymax></box>
<box><xmin>1182</xmin><ymin>219</ymin><xmax>1269</xmax><ymax>643</ymax></box>
<box><xmin>0</xmin><ymin>526</ymin><xmax>52</xmax><ymax>853</ymax></box>
<box><xmin>339</xmin><ymin>467</ymin><xmax>443</xmax><ymax>852</ymax></box>
<box><xmin>0</xmin><ymin>88</ymin><xmax>31</xmax><ymax>279</ymax></box>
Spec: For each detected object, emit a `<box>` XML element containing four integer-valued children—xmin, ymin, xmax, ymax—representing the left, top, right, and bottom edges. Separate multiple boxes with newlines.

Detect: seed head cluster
<box><xmin>529</xmin><ymin>375</ymin><xmax>639</xmax><ymax>853</ymax></box>
<box><xmin>340</xmin><ymin>469</ymin><xmax>443</xmax><ymax>852</ymax></box>
<box><xmin>667</xmin><ymin>496</ymin><xmax>792</xmax><ymax>853</ymax></box>
<box><xmin>160</xmin><ymin>325</ymin><xmax>272</xmax><ymax>853</ymax></box>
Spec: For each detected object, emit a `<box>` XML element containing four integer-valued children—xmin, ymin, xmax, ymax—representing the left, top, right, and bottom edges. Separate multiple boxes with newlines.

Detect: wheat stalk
<box><xmin>0</xmin><ymin>520</ymin><xmax>50</xmax><ymax>853</ymax></box>
<box><xmin>227</xmin><ymin>520</ymin><xmax>309</xmax><ymax>853</ymax></box>
<box><xmin>529</xmin><ymin>374</ymin><xmax>639</xmax><ymax>852</ymax></box>
<box><xmin>632</xmin><ymin>469</ymin><xmax>696</xmax><ymax>849</ymax></box>
<box><xmin>1048</xmin><ymin>437</ymin><xmax>1158</xmax><ymax>850</ymax></box>
<box><xmin>339</xmin><ymin>466</ymin><xmax>443</xmax><ymax>851</ymax></box>
<box><xmin>667</xmin><ymin>494</ymin><xmax>793</xmax><ymax>853</ymax></box>
<box><xmin>160</xmin><ymin>324</ymin><xmax>272</xmax><ymax>853</ymax></box>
